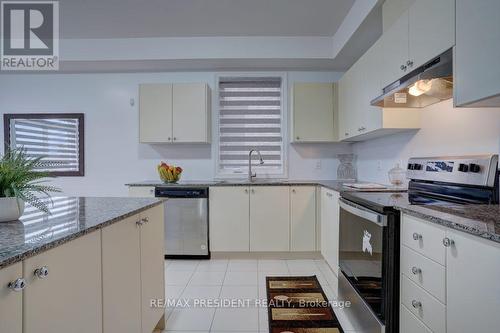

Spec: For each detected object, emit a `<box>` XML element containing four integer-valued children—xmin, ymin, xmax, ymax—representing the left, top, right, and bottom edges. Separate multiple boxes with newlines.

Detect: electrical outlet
<box><xmin>315</xmin><ymin>160</ymin><xmax>322</xmax><ymax>170</ymax></box>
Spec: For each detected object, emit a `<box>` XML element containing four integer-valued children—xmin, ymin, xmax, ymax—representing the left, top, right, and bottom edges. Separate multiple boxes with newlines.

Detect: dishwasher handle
<box><xmin>155</xmin><ymin>187</ymin><xmax>208</xmax><ymax>198</ymax></box>
<box><xmin>339</xmin><ymin>198</ymin><xmax>387</xmax><ymax>227</ymax></box>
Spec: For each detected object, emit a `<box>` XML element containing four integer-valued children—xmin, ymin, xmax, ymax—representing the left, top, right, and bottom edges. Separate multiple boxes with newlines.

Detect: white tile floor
<box><xmin>162</xmin><ymin>258</ymin><xmax>358</xmax><ymax>332</ymax></box>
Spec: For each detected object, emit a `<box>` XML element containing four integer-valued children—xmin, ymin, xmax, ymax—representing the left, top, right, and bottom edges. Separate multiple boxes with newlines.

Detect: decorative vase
<box><xmin>337</xmin><ymin>154</ymin><xmax>357</xmax><ymax>180</ymax></box>
<box><xmin>388</xmin><ymin>163</ymin><xmax>406</xmax><ymax>188</ymax></box>
<box><xmin>0</xmin><ymin>197</ymin><xmax>25</xmax><ymax>223</ymax></box>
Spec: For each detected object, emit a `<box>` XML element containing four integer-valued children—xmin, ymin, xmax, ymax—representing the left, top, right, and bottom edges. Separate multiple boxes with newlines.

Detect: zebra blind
<box><xmin>218</xmin><ymin>76</ymin><xmax>284</xmax><ymax>175</ymax></box>
<box><xmin>5</xmin><ymin>114</ymin><xmax>84</xmax><ymax>176</ymax></box>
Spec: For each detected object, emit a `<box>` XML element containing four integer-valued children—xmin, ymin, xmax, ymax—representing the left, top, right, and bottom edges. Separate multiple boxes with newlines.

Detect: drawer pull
<box><xmin>411</xmin><ymin>266</ymin><xmax>422</xmax><ymax>275</ymax></box>
<box><xmin>141</xmin><ymin>217</ymin><xmax>149</xmax><ymax>224</ymax></box>
<box><xmin>136</xmin><ymin>220</ymin><xmax>144</xmax><ymax>226</ymax></box>
<box><xmin>8</xmin><ymin>278</ymin><xmax>26</xmax><ymax>292</ymax></box>
<box><xmin>34</xmin><ymin>266</ymin><xmax>49</xmax><ymax>279</ymax></box>
<box><xmin>412</xmin><ymin>233</ymin><xmax>422</xmax><ymax>240</ymax></box>
<box><xmin>411</xmin><ymin>300</ymin><xmax>422</xmax><ymax>309</ymax></box>
<box><xmin>443</xmin><ymin>237</ymin><xmax>455</xmax><ymax>247</ymax></box>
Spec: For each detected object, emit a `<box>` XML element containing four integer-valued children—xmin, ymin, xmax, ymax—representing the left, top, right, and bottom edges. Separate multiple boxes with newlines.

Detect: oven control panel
<box><xmin>407</xmin><ymin>155</ymin><xmax>499</xmax><ymax>187</ymax></box>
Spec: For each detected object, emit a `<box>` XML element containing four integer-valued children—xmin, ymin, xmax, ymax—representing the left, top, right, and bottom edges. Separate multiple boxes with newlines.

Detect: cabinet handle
<box><xmin>345</xmin><ymin>132</ymin><xmax>349</xmax><ymax>137</ymax></box>
<box><xmin>251</xmin><ymin>189</ymin><xmax>255</xmax><ymax>194</ymax></box>
<box><xmin>141</xmin><ymin>217</ymin><xmax>149</xmax><ymax>224</ymax></box>
<box><xmin>292</xmin><ymin>189</ymin><xmax>296</xmax><ymax>193</ymax></box>
<box><xmin>326</xmin><ymin>192</ymin><xmax>332</xmax><ymax>198</ymax></box>
<box><xmin>411</xmin><ymin>300</ymin><xmax>422</xmax><ymax>309</ymax></box>
<box><xmin>244</xmin><ymin>189</ymin><xmax>248</xmax><ymax>194</ymax></box>
<box><xmin>136</xmin><ymin>220</ymin><xmax>144</xmax><ymax>226</ymax></box>
<box><xmin>412</xmin><ymin>233</ymin><xmax>422</xmax><ymax>241</ymax></box>
<box><xmin>358</xmin><ymin>126</ymin><xmax>366</xmax><ymax>132</ymax></box>
<box><xmin>34</xmin><ymin>266</ymin><xmax>49</xmax><ymax>279</ymax></box>
<box><xmin>443</xmin><ymin>237</ymin><xmax>454</xmax><ymax>247</ymax></box>
<box><xmin>168</xmin><ymin>137</ymin><xmax>171</xmax><ymax>141</ymax></box>
<box><xmin>296</xmin><ymin>136</ymin><xmax>300</xmax><ymax>140</ymax></box>
<box><xmin>8</xmin><ymin>278</ymin><xmax>26</xmax><ymax>292</ymax></box>
<box><xmin>173</xmin><ymin>137</ymin><xmax>177</xmax><ymax>141</ymax></box>
<box><xmin>411</xmin><ymin>266</ymin><xmax>422</xmax><ymax>275</ymax></box>
<box><xmin>400</xmin><ymin>64</ymin><xmax>407</xmax><ymax>71</ymax></box>
<box><xmin>407</xmin><ymin>60</ymin><xmax>414</xmax><ymax>67</ymax></box>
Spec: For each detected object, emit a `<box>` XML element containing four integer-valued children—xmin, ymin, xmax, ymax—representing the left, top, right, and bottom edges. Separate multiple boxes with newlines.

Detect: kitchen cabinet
<box><xmin>250</xmin><ymin>186</ymin><xmax>290</xmax><ymax>251</ymax></box>
<box><xmin>380</xmin><ymin>0</ymin><xmax>455</xmax><ymax>88</ymax></box>
<box><xmin>290</xmin><ymin>186</ymin><xmax>316</xmax><ymax>251</ymax></box>
<box><xmin>129</xmin><ymin>186</ymin><xmax>155</xmax><ymax>198</ymax></box>
<box><xmin>139</xmin><ymin>83</ymin><xmax>211</xmax><ymax>143</ymax></box>
<box><xmin>23</xmin><ymin>231</ymin><xmax>102</xmax><ymax>333</ymax></box>
<box><xmin>139</xmin><ymin>205</ymin><xmax>165</xmax><ymax>333</ymax></box>
<box><xmin>446</xmin><ymin>229</ymin><xmax>500</xmax><ymax>332</ymax></box>
<box><xmin>140</xmin><ymin>84</ymin><xmax>173</xmax><ymax>143</ymax></box>
<box><xmin>338</xmin><ymin>36</ymin><xmax>421</xmax><ymax>141</ymax></box>
<box><xmin>400</xmin><ymin>213</ymin><xmax>500</xmax><ymax>332</ymax></box>
<box><xmin>320</xmin><ymin>188</ymin><xmax>340</xmax><ymax>275</ymax></box>
<box><xmin>209</xmin><ymin>186</ymin><xmax>250</xmax><ymax>251</ymax></box>
<box><xmin>291</xmin><ymin>83</ymin><xmax>337</xmax><ymax>142</ymax></box>
<box><xmin>102</xmin><ymin>214</ymin><xmax>142</xmax><ymax>333</ymax></box>
<box><xmin>455</xmin><ymin>0</ymin><xmax>500</xmax><ymax>107</ymax></box>
<box><xmin>0</xmin><ymin>262</ymin><xmax>23</xmax><ymax>333</ymax></box>
<box><xmin>173</xmin><ymin>83</ymin><xmax>211</xmax><ymax>143</ymax></box>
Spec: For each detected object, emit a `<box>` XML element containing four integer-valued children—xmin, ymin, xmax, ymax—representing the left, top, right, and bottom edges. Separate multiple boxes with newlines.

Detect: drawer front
<box><xmin>400</xmin><ymin>304</ymin><xmax>432</xmax><ymax>333</ymax></box>
<box><xmin>401</xmin><ymin>275</ymin><xmax>446</xmax><ymax>333</ymax></box>
<box><xmin>401</xmin><ymin>245</ymin><xmax>446</xmax><ymax>303</ymax></box>
<box><xmin>402</xmin><ymin>214</ymin><xmax>446</xmax><ymax>265</ymax></box>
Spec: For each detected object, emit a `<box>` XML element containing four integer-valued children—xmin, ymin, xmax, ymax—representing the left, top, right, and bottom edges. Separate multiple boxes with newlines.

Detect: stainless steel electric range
<box><xmin>338</xmin><ymin>155</ymin><xmax>499</xmax><ymax>333</ymax></box>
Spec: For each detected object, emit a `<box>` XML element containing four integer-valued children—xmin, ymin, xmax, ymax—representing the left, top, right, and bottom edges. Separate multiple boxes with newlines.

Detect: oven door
<box><xmin>338</xmin><ymin>198</ymin><xmax>387</xmax><ymax>322</ymax></box>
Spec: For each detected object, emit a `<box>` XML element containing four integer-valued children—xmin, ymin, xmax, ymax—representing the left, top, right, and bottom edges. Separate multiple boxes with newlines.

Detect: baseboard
<box><xmin>210</xmin><ymin>251</ymin><xmax>322</xmax><ymax>260</ymax></box>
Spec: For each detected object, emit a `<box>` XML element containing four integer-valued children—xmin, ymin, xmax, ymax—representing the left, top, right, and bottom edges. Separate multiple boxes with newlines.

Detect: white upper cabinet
<box><xmin>409</xmin><ymin>0</ymin><xmax>455</xmax><ymax>70</ymax></box>
<box><xmin>139</xmin><ymin>83</ymin><xmax>211</xmax><ymax>143</ymax></box>
<box><xmin>139</xmin><ymin>84</ymin><xmax>173</xmax><ymax>143</ymax></box>
<box><xmin>380</xmin><ymin>0</ymin><xmax>455</xmax><ymax>88</ymax></box>
<box><xmin>455</xmin><ymin>0</ymin><xmax>500</xmax><ymax>107</ymax></box>
<box><xmin>173</xmin><ymin>83</ymin><xmax>211</xmax><ymax>143</ymax></box>
<box><xmin>292</xmin><ymin>83</ymin><xmax>337</xmax><ymax>142</ymax></box>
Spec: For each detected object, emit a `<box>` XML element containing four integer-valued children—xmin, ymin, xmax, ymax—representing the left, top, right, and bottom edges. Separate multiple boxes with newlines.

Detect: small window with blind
<box><xmin>217</xmin><ymin>76</ymin><xmax>285</xmax><ymax>177</ymax></box>
<box><xmin>3</xmin><ymin>113</ymin><xmax>84</xmax><ymax>176</ymax></box>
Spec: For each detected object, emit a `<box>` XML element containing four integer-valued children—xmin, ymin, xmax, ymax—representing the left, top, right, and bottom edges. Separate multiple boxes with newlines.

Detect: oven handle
<box><xmin>339</xmin><ymin>198</ymin><xmax>387</xmax><ymax>227</ymax></box>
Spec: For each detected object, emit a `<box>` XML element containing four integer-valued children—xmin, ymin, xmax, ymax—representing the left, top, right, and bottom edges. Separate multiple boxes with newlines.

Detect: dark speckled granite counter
<box><xmin>0</xmin><ymin>197</ymin><xmax>163</xmax><ymax>269</ymax></box>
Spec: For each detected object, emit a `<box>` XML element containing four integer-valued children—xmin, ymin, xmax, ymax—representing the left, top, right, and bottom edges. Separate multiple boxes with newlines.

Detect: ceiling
<box><xmin>60</xmin><ymin>0</ymin><xmax>355</xmax><ymax>39</ymax></box>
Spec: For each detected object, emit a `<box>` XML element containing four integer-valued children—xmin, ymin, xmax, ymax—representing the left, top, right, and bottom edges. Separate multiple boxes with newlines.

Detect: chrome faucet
<box><xmin>248</xmin><ymin>149</ymin><xmax>264</xmax><ymax>182</ymax></box>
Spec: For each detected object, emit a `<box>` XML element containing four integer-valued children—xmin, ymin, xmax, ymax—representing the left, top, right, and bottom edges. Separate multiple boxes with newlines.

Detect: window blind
<box><xmin>218</xmin><ymin>76</ymin><xmax>284</xmax><ymax>174</ymax></box>
<box><xmin>8</xmin><ymin>117</ymin><xmax>82</xmax><ymax>174</ymax></box>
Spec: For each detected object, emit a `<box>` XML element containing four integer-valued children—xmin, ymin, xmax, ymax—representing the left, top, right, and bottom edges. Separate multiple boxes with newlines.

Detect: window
<box><xmin>4</xmin><ymin>113</ymin><xmax>85</xmax><ymax>176</ymax></box>
<box><xmin>217</xmin><ymin>76</ymin><xmax>285</xmax><ymax>176</ymax></box>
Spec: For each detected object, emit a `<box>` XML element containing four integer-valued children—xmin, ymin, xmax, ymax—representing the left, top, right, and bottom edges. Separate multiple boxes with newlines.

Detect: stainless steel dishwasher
<box><xmin>155</xmin><ymin>187</ymin><xmax>209</xmax><ymax>259</ymax></box>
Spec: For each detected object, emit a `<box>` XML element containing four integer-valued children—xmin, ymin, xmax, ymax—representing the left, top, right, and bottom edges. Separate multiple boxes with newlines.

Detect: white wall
<box><xmin>0</xmin><ymin>71</ymin><xmax>351</xmax><ymax>196</ymax></box>
<box><xmin>353</xmin><ymin>99</ymin><xmax>500</xmax><ymax>184</ymax></box>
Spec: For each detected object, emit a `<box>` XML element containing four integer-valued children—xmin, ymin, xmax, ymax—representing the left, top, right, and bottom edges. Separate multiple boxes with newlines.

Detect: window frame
<box><xmin>214</xmin><ymin>72</ymin><xmax>288</xmax><ymax>179</ymax></box>
<box><xmin>3</xmin><ymin>113</ymin><xmax>85</xmax><ymax>177</ymax></box>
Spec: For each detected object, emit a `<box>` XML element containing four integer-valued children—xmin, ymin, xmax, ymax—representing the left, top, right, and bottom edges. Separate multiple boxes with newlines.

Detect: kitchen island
<box><xmin>0</xmin><ymin>196</ymin><xmax>165</xmax><ymax>333</ymax></box>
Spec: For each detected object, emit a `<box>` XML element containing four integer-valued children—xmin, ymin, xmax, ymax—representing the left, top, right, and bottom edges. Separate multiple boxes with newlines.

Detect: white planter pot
<box><xmin>0</xmin><ymin>197</ymin><xmax>25</xmax><ymax>222</ymax></box>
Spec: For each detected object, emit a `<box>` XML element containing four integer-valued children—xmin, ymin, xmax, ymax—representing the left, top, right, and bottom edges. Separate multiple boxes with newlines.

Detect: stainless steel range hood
<box><xmin>371</xmin><ymin>49</ymin><xmax>453</xmax><ymax>108</ymax></box>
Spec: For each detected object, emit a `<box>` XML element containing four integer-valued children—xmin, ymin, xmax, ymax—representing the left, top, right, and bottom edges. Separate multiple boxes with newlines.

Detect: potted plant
<box><xmin>0</xmin><ymin>148</ymin><xmax>61</xmax><ymax>222</ymax></box>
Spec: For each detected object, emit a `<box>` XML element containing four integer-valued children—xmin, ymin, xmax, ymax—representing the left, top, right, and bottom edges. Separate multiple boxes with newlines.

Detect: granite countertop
<box><xmin>126</xmin><ymin>179</ymin><xmax>405</xmax><ymax>193</ymax></box>
<box><xmin>0</xmin><ymin>197</ymin><xmax>163</xmax><ymax>269</ymax></box>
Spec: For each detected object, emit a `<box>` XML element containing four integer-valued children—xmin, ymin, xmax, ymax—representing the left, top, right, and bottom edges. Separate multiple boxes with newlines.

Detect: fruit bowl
<box><xmin>157</xmin><ymin>162</ymin><xmax>183</xmax><ymax>183</ymax></box>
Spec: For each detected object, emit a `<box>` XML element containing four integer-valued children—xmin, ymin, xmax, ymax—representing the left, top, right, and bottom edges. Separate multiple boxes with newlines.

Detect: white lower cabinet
<box><xmin>250</xmin><ymin>186</ymin><xmax>290</xmax><ymax>251</ymax></box>
<box><xmin>23</xmin><ymin>231</ymin><xmax>102</xmax><ymax>333</ymax></box>
<box><xmin>102</xmin><ymin>207</ymin><xmax>165</xmax><ymax>333</ymax></box>
<box><xmin>290</xmin><ymin>186</ymin><xmax>316</xmax><ymax>251</ymax></box>
<box><xmin>0</xmin><ymin>262</ymin><xmax>23</xmax><ymax>333</ymax></box>
<box><xmin>320</xmin><ymin>188</ymin><xmax>340</xmax><ymax>275</ymax></box>
<box><xmin>209</xmin><ymin>185</ymin><xmax>317</xmax><ymax>253</ymax></box>
<box><xmin>209</xmin><ymin>186</ymin><xmax>250</xmax><ymax>251</ymax></box>
<box><xmin>401</xmin><ymin>213</ymin><xmax>500</xmax><ymax>332</ymax></box>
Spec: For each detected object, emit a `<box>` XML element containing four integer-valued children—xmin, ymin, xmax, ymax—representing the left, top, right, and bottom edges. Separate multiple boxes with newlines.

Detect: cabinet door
<box><xmin>293</xmin><ymin>83</ymin><xmax>335</xmax><ymax>142</ymax></box>
<box><xmin>140</xmin><ymin>205</ymin><xmax>165</xmax><ymax>333</ymax></box>
<box><xmin>320</xmin><ymin>188</ymin><xmax>340</xmax><ymax>275</ymax></box>
<box><xmin>102</xmin><ymin>215</ymin><xmax>142</xmax><ymax>333</ymax></box>
<box><xmin>0</xmin><ymin>262</ymin><xmax>22</xmax><ymax>333</ymax></box>
<box><xmin>128</xmin><ymin>186</ymin><xmax>155</xmax><ymax>197</ymax></box>
<box><xmin>209</xmin><ymin>186</ymin><xmax>250</xmax><ymax>251</ymax></box>
<box><xmin>23</xmin><ymin>231</ymin><xmax>102</xmax><ymax>333</ymax></box>
<box><xmin>338</xmin><ymin>69</ymin><xmax>355</xmax><ymax>140</ymax></box>
<box><xmin>455</xmin><ymin>0</ymin><xmax>500</xmax><ymax>107</ymax></box>
<box><xmin>139</xmin><ymin>84</ymin><xmax>173</xmax><ymax>143</ymax></box>
<box><xmin>446</xmin><ymin>230</ymin><xmax>500</xmax><ymax>332</ymax></box>
<box><xmin>172</xmin><ymin>83</ymin><xmax>210</xmax><ymax>143</ymax></box>
<box><xmin>379</xmin><ymin>10</ymin><xmax>410</xmax><ymax>88</ymax></box>
<box><xmin>290</xmin><ymin>186</ymin><xmax>316</xmax><ymax>251</ymax></box>
<box><xmin>250</xmin><ymin>186</ymin><xmax>290</xmax><ymax>251</ymax></box>
<box><xmin>409</xmin><ymin>0</ymin><xmax>455</xmax><ymax>69</ymax></box>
